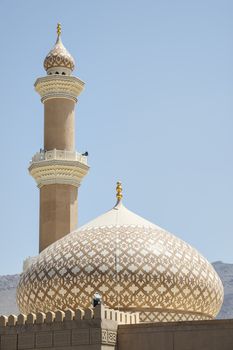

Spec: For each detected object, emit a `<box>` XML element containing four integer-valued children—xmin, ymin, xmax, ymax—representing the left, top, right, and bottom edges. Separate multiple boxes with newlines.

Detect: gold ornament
<box><xmin>116</xmin><ymin>181</ymin><xmax>123</xmax><ymax>200</ymax></box>
<box><xmin>57</xmin><ymin>23</ymin><xmax>62</xmax><ymax>37</ymax></box>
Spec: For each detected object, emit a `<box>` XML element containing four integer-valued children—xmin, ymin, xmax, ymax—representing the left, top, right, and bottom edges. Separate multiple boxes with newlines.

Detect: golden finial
<box><xmin>57</xmin><ymin>23</ymin><xmax>62</xmax><ymax>37</ymax></box>
<box><xmin>116</xmin><ymin>181</ymin><xmax>123</xmax><ymax>201</ymax></box>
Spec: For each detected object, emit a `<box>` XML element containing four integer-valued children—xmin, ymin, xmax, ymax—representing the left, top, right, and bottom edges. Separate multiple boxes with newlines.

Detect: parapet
<box><xmin>0</xmin><ymin>305</ymin><xmax>140</xmax><ymax>350</ymax></box>
<box><xmin>0</xmin><ymin>305</ymin><xmax>139</xmax><ymax>327</ymax></box>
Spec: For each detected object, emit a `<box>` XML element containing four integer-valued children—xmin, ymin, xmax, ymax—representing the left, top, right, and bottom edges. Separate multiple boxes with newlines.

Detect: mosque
<box><xmin>0</xmin><ymin>24</ymin><xmax>233</xmax><ymax>350</ymax></box>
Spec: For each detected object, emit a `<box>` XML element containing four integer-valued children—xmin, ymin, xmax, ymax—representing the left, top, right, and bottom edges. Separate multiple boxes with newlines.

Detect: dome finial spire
<box><xmin>43</xmin><ymin>23</ymin><xmax>75</xmax><ymax>75</ymax></box>
<box><xmin>116</xmin><ymin>181</ymin><xmax>123</xmax><ymax>201</ymax></box>
<box><xmin>57</xmin><ymin>23</ymin><xmax>62</xmax><ymax>37</ymax></box>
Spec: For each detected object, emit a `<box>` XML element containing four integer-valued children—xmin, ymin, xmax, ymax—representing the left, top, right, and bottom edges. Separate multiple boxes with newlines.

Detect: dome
<box><xmin>43</xmin><ymin>23</ymin><xmax>75</xmax><ymax>76</ymax></box>
<box><xmin>17</xmin><ymin>183</ymin><xmax>223</xmax><ymax>322</ymax></box>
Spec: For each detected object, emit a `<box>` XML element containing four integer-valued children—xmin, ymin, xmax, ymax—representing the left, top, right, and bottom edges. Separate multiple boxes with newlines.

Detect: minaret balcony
<box><xmin>35</xmin><ymin>75</ymin><xmax>85</xmax><ymax>103</ymax></box>
<box><xmin>30</xmin><ymin>149</ymin><xmax>88</xmax><ymax>165</ymax></box>
<box><xmin>29</xmin><ymin>149</ymin><xmax>89</xmax><ymax>188</ymax></box>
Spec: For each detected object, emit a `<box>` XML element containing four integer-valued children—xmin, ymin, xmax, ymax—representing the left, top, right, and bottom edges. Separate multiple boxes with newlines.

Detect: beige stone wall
<box><xmin>0</xmin><ymin>322</ymin><xmax>115</xmax><ymax>349</ymax></box>
<box><xmin>44</xmin><ymin>98</ymin><xmax>75</xmax><ymax>151</ymax></box>
<box><xmin>0</xmin><ymin>320</ymin><xmax>116</xmax><ymax>350</ymax></box>
<box><xmin>118</xmin><ymin>319</ymin><xmax>233</xmax><ymax>350</ymax></box>
<box><xmin>39</xmin><ymin>184</ymin><xmax>78</xmax><ymax>252</ymax></box>
<box><xmin>2</xmin><ymin>305</ymin><xmax>233</xmax><ymax>350</ymax></box>
<box><xmin>0</xmin><ymin>305</ymin><xmax>139</xmax><ymax>350</ymax></box>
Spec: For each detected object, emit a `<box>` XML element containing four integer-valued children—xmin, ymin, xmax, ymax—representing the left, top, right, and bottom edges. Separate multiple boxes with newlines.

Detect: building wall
<box><xmin>0</xmin><ymin>306</ymin><xmax>138</xmax><ymax>350</ymax></box>
<box><xmin>118</xmin><ymin>319</ymin><xmax>233</xmax><ymax>350</ymax></box>
<box><xmin>0</xmin><ymin>320</ymin><xmax>115</xmax><ymax>350</ymax></box>
<box><xmin>2</xmin><ymin>306</ymin><xmax>233</xmax><ymax>350</ymax></box>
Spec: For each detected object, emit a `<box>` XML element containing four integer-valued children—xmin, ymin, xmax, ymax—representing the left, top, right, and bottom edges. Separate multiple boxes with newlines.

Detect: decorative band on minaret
<box><xmin>29</xmin><ymin>24</ymin><xmax>89</xmax><ymax>252</ymax></box>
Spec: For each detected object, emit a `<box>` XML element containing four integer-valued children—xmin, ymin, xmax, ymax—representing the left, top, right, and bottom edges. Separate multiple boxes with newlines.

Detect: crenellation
<box><xmin>84</xmin><ymin>307</ymin><xmax>93</xmax><ymax>320</ymax></box>
<box><xmin>64</xmin><ymin>309</ymin><xmax>74</xmax><ymax>321</ymax></box>
<box><xmin>74</xmin><ymin>308</ymin><xmax>84</xmax><ymax>320</ymax></box>
<box><xmin>26</xmin><ymin>313</ymin><xmax>36</xmax><ymax>325</ymax></box>
<box><xmin>0</xmin><ymin>315</ymin><xmax>7</xmax><ymax>327</ymax></box>
<box><xmin>134</xmin><ymin>313</ymin><xmax>140</xmax><ymax>324</ymax></box>
<box><xmin>104</xmin><ymin>309</ymin><xmax>111</xmax><ymax>320</ymax></box>
<box><xmin>124</xmin><ymin>313</ymin><xmax>129</xmax><ymax>325</ymax></box>
<box><xmin>0</xmin><ymin>301</ymin><xmax>137</xmax><ymax>349</ymax></box>
<box><xmin>35</xmin><ymin>312</ymin><xmax>45</xmax><ymax>324</ymax></box>
<box><xmin>8</xmin><ymin>315</ymin><xmax>17</xmax><ymax>326</ymax></box>
<box><xmin>45</xmin><ymin>311</ymin><xmax>55</xmax><ymax>323</ymax></box>
<box><xmin>0</xmin><ymin>305</ymin><xmax>139</xmax><ymax>330</ymax></box>
<box><xmin>119</xmin><ymin>312</ymin><xmax>124</xmax><ymax>323</ymax></box>
<box><xmin>17</xmin><ymin>314</ymin><xmax>26</xmax><ymax>326</ymax></box>
<box><xmin>54</xmin><ymin>310</ymin><xmax>65</xmax><ymax>322</ymax></box>
<box><xmin>114</xmin><ymin>310</ymin><xmax>120</xmax><ymax>322</ymax></box>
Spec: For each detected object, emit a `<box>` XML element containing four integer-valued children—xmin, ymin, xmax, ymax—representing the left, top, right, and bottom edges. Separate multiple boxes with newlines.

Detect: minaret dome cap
<box><xmin>43</xmin><ymin>23</ymin><xmax>75</xmax><ymax>76</ymax></box>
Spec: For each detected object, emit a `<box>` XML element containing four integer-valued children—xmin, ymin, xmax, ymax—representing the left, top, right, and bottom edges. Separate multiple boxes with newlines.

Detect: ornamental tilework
<box><xmin>17</xmin><ymin>224</ymin><xmax>223</xmax><ymax>322</ymax></box>
<box><xmin>139</xmin><ymin>311</ymin><xmax>213</xmax><ymax>323</ymax></box>
<box><xmin>44</xmin><ymin>37</ymin><xmax>75</xmax><ymax>71</ymax></box>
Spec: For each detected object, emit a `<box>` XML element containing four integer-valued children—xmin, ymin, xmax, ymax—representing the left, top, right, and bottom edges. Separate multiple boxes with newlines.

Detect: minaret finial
<box><xmin>57</xmin><ymin>23</ymin><xmax>62</xmax><ymax>37</ymax></box>
<box><xmin>116</xmin><ymin>181</ymin><xmax>123</xmax><ymax>201</ymax></box>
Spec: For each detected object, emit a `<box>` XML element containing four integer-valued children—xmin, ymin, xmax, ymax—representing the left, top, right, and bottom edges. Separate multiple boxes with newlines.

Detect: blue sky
<box><xmin>0</xmin><ymin>0</ymin><xmax>232</xmax><ymax>274</ymax></box>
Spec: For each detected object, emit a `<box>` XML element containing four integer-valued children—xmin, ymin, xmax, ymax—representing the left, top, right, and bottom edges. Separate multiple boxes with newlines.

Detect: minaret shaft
<box><xmin>44</xmin><ymin>98</ymin><xmax>75</xmax><ymax>151</ymax></box>
<box><xmin>38</xmin><ymin>95</ymin><xmax>79</xmax><ymax>252</ymax></box>
<box><xmin>39</xmin><ymin>184</ymin><xmax>77</xmax><ymax>252</ymax></box>
<box><xmin>39</xmin><ymin>97</ymin><xmax>78</xmax><ymax>252</ymax></box>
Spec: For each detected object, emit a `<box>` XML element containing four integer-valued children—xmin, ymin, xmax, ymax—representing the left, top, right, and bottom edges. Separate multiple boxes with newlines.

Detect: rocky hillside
<box><xmin>212</xmin><ymin>261</ymin><xmax>233</xmax><ymax>319</ymax></box>
<box><xmin>0</xmin><ymin>274</ymin><xmax>19</xmax><ymax>315</ymax></box>
<box><xmin>0</xmin><ymin>262</ymin><xmax>232</xmax><ymax>318</ymax></box>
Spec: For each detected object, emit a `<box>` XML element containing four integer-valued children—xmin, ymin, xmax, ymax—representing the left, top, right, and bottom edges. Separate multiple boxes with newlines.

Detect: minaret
<box><xmin>29</xmin><ymin>24</ymin><xmax>89</xmax><ymax>252</ymax></box>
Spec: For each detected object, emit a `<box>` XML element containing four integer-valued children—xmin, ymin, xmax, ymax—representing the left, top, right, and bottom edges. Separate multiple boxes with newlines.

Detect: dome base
<box><xmin>139</xmin><ymin>310</ymin><xmax>213</xmax><ymax>323</ymax></box>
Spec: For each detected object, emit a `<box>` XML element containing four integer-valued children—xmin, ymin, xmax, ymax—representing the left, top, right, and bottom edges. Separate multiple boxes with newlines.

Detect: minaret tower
<box><xmin>29</xmin><ymin>24</ymin><xmax>89</xmax><ymax>252</ymax></box>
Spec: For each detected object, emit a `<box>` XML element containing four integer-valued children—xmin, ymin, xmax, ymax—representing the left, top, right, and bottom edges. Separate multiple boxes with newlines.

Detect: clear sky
<box><xmin>0</xmin><ymin>0</ymin><xmax>232</xmax><ymax>275</ymax></box>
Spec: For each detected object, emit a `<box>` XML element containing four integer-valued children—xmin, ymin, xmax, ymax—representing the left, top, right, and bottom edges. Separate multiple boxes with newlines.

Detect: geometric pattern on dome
<box><xmin>17</xmin><ymin>224</ymin><xmax>223</xmax><ymax>321</ymax></box>
<box><xmin>140</xmin><ymin>311</ymin><xmax>213</xmax><ymax>323</ymax></box>
<box><xmin>44</xmin><ymin>37</ymin><xmax>75</xmax><ymax>72</ymax></box>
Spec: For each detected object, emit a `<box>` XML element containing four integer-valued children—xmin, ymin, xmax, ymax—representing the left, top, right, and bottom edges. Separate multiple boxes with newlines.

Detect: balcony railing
<box><xmin>30</xmin><ymin>149</ymin><xmax>88</xmax><ymax>165</ymax></box>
